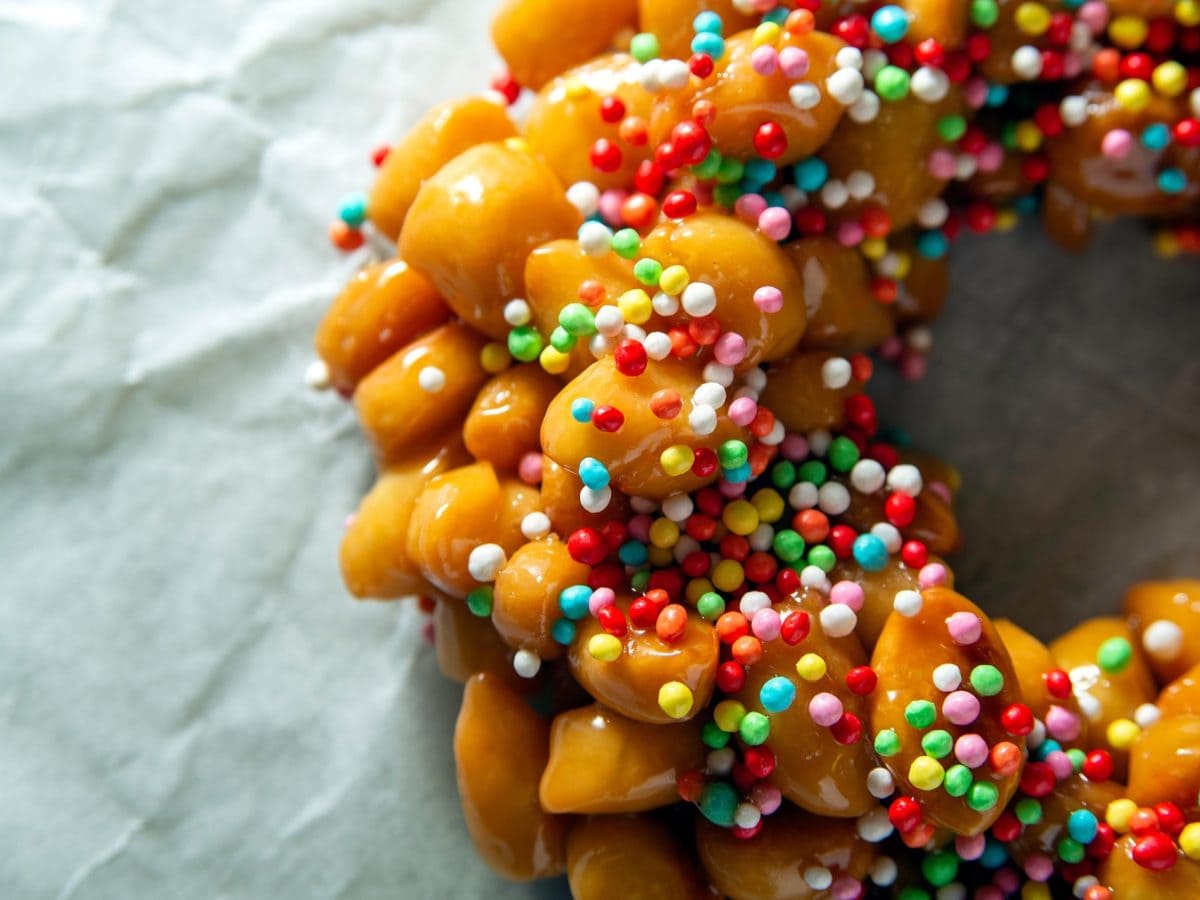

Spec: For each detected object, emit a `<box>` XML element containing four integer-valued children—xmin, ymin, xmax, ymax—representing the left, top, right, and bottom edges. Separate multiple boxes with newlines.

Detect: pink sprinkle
<box><xmin>728</xmin><ymin>396</ymin><xmax>758</xmax><ymax>427</ymax></box>
<box><xmin>899</xmin><ymin>349</ymin><xmax>927</xmax><ymax>381</ymax></box>
<box><xmin>836</xmin><ymin>220</ymin><xmax>864</xmax><ymax>247</ymax></box>
<box><xmin>750</xmin><ymin>784</ymin><xmax>782</xmax><ymax>815</ymax></box>
<box><xmin>735</xmin><ymin>193</ymin><xmax>768</xmax><ymax>223</ymax></box>
<box><xmin>751</xmin><ymin>45</ymin><xmax>779</xmax><ymax>76</ymax></box>
<box><xmin>956</xmin><ymin>833</ymin><xmax>986</xmax><ymax>861</ymax></box>
<box><xmin>1024</xmin><ymin>853</ymin><xmax>1054</xmax><ymax>883</ymax></box>
<box><xmin>758</xmin><ymin>206</ymin><xmax>792</xmax><ymax>241</ymax></box>
<box><xmin>943</xmin><ymin>690</ymin><xmax>981</xmax><ymax>726</ymax></box>
<box><xmin>781</xmin><ymin>433</ymin><xmax>808</xmax><ymax>461</ymax></box>
<box><xmin>1102</xmin><ymin>128</ymin><xmax>1132</xmax><ymax>159</ymax></box>
<box><xmin>628</xmin><ymin>514</ymin><xmax>652</xmax><ymax>543</ymax></box>
<box><xmin>879</xmin><ymin>335</ymin><xmax>904</xmax><ymax>361</ymax></box>
<box><xmin>809</xmin><ymin>692</ymin><xmax>843</xmax><ymax>727</ymax></box>
<box><xmin>928</xmin><ymin>481</ymin><xmax>952</xmax><ymax>504</ymax></box>
<box><xmin>751</xmin><ymin>607</ymin><xmax>782</xmax><ymax>641</ymax></box>
<box><xmin>964</xmin><ymin>76</ymin><xmax>989</xmax><ymax>109</ymax></box>
<box><xmin>918</xmin><ymin>563</ymin><xmax>948</xmax><ymax>589</ymax></box>
<box><xmin>518</xmin><ymin>451</ymin><xmax>543</xmax><ymax>484</ymax></box>
<box><xmin>779</xmin><ymin>46</ymin><xmax>810</xmax><ymax>78</ymax></box>
<box><xmin>977</xmin><ymin>143</ymin><xmax>1004</xmax><ymax>173</ymax></box>
<box><xmin>588</xmin><ymin>587</ymin><xmax>616</xmax><ymax>616</ymax></box>
<box><xmin>993</xmin><ymin>868</ymin><xmax>1020</xmax><ymax>894</ymax></box>
<box><xmin>1079</xmin><ymin>1</ymin><xmax>1110</xmax><ymax>34</ymax></box>
<box><xmin>830</xmin><ymin>877</ymin><xmax>861</xmax><ymax>900</ymax></box>
<box><xmin>928</xmin><ymin>148</ymin><xmax>957</xmax><ymax>179</ymax></box>
<box><xmin>714</xmin><ymin>332</ymin><xmax>747</xmax><ymax>366</ymax></box>
<box><xmin>1063</xmin><ymin>51</ymin><xmax>1083</xmax><ymax>79</ymax></box>
<box><xmin>598</xmin><ymin>189</ymin><xmax>627</xmax><ymax>227</ymax></box>
<box><xmin>753</xmin><ymin>285</ymin><xmax>784</xmax><ymax>313</ymax></box>
<box><xmin>947</xmin><ymin>611</ymin><xmax>982</xmax><ymax>645</ymax></box>
<box><xmin>719</xmin><ymin>479</ymin><xmax>748</xmax><ymax>498</ymax></box>
<box><xmin>830</xmin><ymin>580</ymin><xmax>865</xmax><ymax>611</ymax></box>
<box><xmin>1045</xmin><ymin>749</ymin><xmax>1074</xmax><ymax>781</ymax></box>
<box><xmin>1045</xmin><ymin>705</ymin><xmax>1081</xmax><ymax>742</ymax></box>
<box><xmin>955</xmin><ymin>733</ymin><xmax>989</xmax><ymax>769</ymax></box>
<box><xmin>975</xmin><ymin>888</ymin><xmax>1003</xmax><ymax>900</ymax></box>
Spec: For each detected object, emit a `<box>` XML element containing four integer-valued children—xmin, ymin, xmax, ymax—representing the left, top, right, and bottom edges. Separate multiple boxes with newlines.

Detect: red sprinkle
<box><xmin>591</xmin><ymin>405</ymin><xmax>625</xmax><ymax>432</ymax></box>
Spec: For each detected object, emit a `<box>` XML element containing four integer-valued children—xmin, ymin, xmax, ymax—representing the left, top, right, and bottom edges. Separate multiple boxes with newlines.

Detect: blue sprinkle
<box><xmin>794</xmin><ymin>157</ymin><xmax>829</xmax><ymax>192</ymax></box>
<box><xmin>871</xmin><ymin>5</ymin><xmax>909</xmax><ymax>43</ymax></box>
<box><xmin>571</xmin><ymin>398</ymin><xmax>596</xmax><ymax>423</ymax></box>
<box><xmin>558</xmin><ymin>585</ymin><xmax>593</xmax><ymax>620</ymax></box>
<box><xmin>760</xmin><ymin>676</ymin><xmax>797</xmax><ymax>713</ymax></box>
<box><xmin>338</xmin><ymin>193</ymin><xmax>368</xmax><ymax>228</ymax></box>
<box><xmin>1141</xmin><ymin>122</ymin><xmax>1171</xmax><ymax>151</ymax></box>
<box><xmin>916</xmin><ymin>230</ymin><xmax>949</xmax><ymax>259</ymax></box>
<box><xmin>1067</xmin><ymin>809</ymin><xmax>1099</xmax><ymax>845</ymax></box>
<box><xmin>693</xmin><ymin>10</ymin><xmax>723</xmax><ymax>34</ymax></box>
<box><xmin>979</xmin><ymin>838</ymin><xmax>1008</xmax><ymax>869</ymax></box>
<box><xmin>762</xmin><ymin>7</ymin><xmax>789</xmax><ymax>25</ymax></box>
<box><xmin>618</xmin><ymin>541</ymin><xmax>649</xmax><ymax>567</ymax></box>
<box><xmin>852</xmin><ymin>534</ymin><xmax>889</xmax><ymax>572</ymax></box>
<box><xmin>743</xmin><ymin>158</ymin><xmax>777</xmax><ymax>189</ymax></box>
<box><xmin>551</xmin><ymin>618</ymin><xmax>577</xmax><ymax>645</ymax></box>
<box><xmin>985</xmin><ymin>84</ymin><xmax>1010</xmax><ymax>108</ymax></box>
<box><xmin>724</xmin><ymin>463</ymin><xmax>753</xmax><ymax>484</ymax></box>
<box><xmin>691</xmin><ymin>31</ymin><xmax>725</xmax><ymax>59</ymax></box>
<box><xmin>1158</xmin><ymin>168</ymin><xmax>1187</xmax><ymax>195</ymax></box>
<box><xmin>578</xmin><ymin>457</ymin><xmax>610</xmax><ymax>490</ymax></box>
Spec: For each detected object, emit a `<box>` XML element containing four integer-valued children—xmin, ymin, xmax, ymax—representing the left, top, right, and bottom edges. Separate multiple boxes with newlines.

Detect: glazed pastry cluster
<box><xmin>310</xmin><ymin>1</ymin><xmax>1200</xmax><ymax>897</ymax></box>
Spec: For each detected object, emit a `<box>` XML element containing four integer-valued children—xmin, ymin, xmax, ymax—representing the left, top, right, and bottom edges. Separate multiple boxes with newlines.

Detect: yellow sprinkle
<box><xmin>909</xmin><ymin>755</ymin><xmax>946</xmax><ymax>791</ymax></box>
<box><xmin>659</xmin><ymin>264</ymin><xmax>690</xmax><ymax>296</ymax></box>
<box><xmin>714</xmin><ymin>699</ymin><xmax>747</xmax><ymax>732</ymax></box>
<box><xmin>1108</xmin><ymin>15</ymin><xmax>1148</xmax><ymax>50</ymax></box>
<box><xmin>588</xmin><ymin>633</ymin><xmax>623</xmax><ymax>662</ymax></box>
<box><xmin>686</xmin><ymin>577</ymin><xmax>714</xmax><ymax>604</ymax></box>
<box><xmin>1014</xmin><ymin>120</ymin><xmax>1043</xmax><ymax>153</ymax></box>
<box><xmin>752</xmin><ymin>22</ymin><xmax>781</xmax><ymax>47</ymax></box>
<box><xmin>891</xmin><ymin>251</ymin><xmax>912</xmax><ymax>280</ymax></box>
<box><xmin>1155</xmin><ymin>230</ymin><xmax>1181</xmax><ymax>259</ymax></box>
<box><xmin>480</xmin><ymin>342</ymin><xmax>512</xmax><ymax>374</ymax></box>
<box><xmin>1152</xmin><ymin>61</ymin><xmax>1187</xmax><ymax>97</ymax></box>
<box><xmin>539</xmin><ymin>345</ymin><xmax>570</xmax><ymax>375</ymax></box>
<box><xmin>503</xmin><ymin>136</ymin><xmax>531</xmax><ymax>153</ymax></box>
<box><xmin>1113</xmin><ymin>78</ymin><xmax>1151</xmax><ymax>113</ymax></box>
<box><xmin>660</xmin><ymin>444</ymin><xmax>695</xmax><ymax>477</ymax></box>
<box><xmin>860</xmin><ymin>237</ymin><xmax>887</xmax><ymax>261</ymax></box>
<box><xmin>995</xmin><ymin>209</ymin><xmax>1019</xmax><ymax>233</ymax></box>
<box><xmin>648</xmin><ymin>544</ymin><xmax>674</xmax><ymax>568</ymax></box>
<box><xmin>1106</xmin><ymin>798</ymin><xmax>1139</xmax><ymax>833</ymax></box>
<box><xmin>1106</xmin><ymin>717</ymin><xmax>1141</xmax><ymax>750</ymax></box>
<box><xmin>711</xmin><ymin>559</ymin><xmax>744</xmax><ymax>592</ymax></box>
<box><xmin>1014</xmin><ymin>2</ymin><xmax>1050</xmax><ymax>36</ymax></box>
<box><xmin>648</xmin><ymin>517</ymin><xmax>680</xmax><ymax>549</ymax></box>
<box><xmin>618</xmin><ymin>288</ymin><xmax>653</xmax><ymax>325</ymax></box>
<box><xmin>722</xmin><ymin>499</ymin><xmax>759</xmax><ymax>536</ymax></box>
<box><xmin>1178</xmin><ymin>0</ymin><xmax>1200</xmax><ymax>27</ymax></box>
<box><xmin>1020</xmin><ymin>883</ymin><xmax>1051</xmax><ymax>900</ymax></box>
<box><xmin>564</xmin><ymin>78</ymin><xmax>591</xmax><ymax>100</ymax></box>
<box><xmin>1180</xmin><ymin>822</ymin><xmax>1200</xmax><ymax>859</ymax></box>
<box><xmin>658</xmin><ymin>681</ymin><xmax>694</xmax><ymax>720</ymax></box>
<box><xmin>796</xmin><ymin>653</ymin><xmax>827</xmax><ymax>681</ymax></box>
<box><xmin>751</xmin><ymin>488</ymin><xmax>786</xmax><ymax>524</ymax></box>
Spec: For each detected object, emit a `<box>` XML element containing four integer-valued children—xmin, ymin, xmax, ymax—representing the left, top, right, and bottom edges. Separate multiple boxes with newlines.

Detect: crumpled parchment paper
<box><xmin>0</xmin><ymin>1</ymin><xmax>1196</xmax><ymax>898</ymax></box>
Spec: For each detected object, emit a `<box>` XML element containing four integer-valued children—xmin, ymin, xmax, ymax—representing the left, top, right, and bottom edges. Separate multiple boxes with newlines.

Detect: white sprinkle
<box><xmin>1011</xmin><ymin>45</ymin><xmax>1042</xmax><ymax>80</ymax></box>
<box><xmin>789</xmin><ymin>482</ymin><xmax>819</xmax><ymax>510</ymax></box>
<box><xmin>800</xmin><ymin>565</ymin><xmax>830</xmax><ymax>592</ymax></box>
<box><xmin>886</xmin><ymin>464</ymin><xmax>923</xmax><ymax>497</ymax></box>
<box><xmin>744</xmin><ymin>367</ymin><xmax>767</xmax><ymax>392</ymax></box>
<box><xmin>630</xmin><ymin>496</ymin><xmax>658</xmax><ymax>514</ymax></box>
<box><xmin>418</xmin><ymin>366</ymin><xmax>446</xmax><ymax>393</ymax></box>
<box><xmin>808</xmin><ymin>429</ymin><xmax>832</xmax><ymax>456</ymax></box>
<box><xmin>651</xmin><ymin>290</ymin><xmax>680</xmax><ymax>316</ymax></box>
<box><xmin>1074</xmin><ymin>876</ymin><xmax>1100</xmax><ymax>899</ymax></box>
<box><xmin>707</xmin><ymin>747</ymin><xmax>735</xmax><ymax>776</ymax></box>
<box><xmin>644</xmin><ymin>332</ymin><xmax>672</xmax><ymax>360</ymax></box>
<box><xmin>660</xmin><ymin>58</ymin><xmax>691</xmax><ymax>90</ymax></box>
<box><xmin>845</xmin><ymin>170</ymin><xmax>876</xmax><ymax>200</ymax></box>
<box><xmin>933</xmin><ymin>663</ymin><xmax>962</xmax><ymax>692</ymax></box>
<box><xmin>503</xmin><ymin>298</ymin><xmax>531</xmax><ymax>326</ymax></box>
<box><xmin>761</xmin><ymin>419</ymin><xmax>786</xmax><ymax>446</ymax></box>
<box><xmin>594</xmin><ymin>304</ymin><xmax>624</xmax><ymax>336</ymax></box>
<box><xmin>703</xmin><ymin>362</ymin><xmax>735</xmax><ymax>387</ymax></box>
<box><xmin>588</xmin><ymin>333</ymin><xmax>613</xmax><ymax>359</ymax></box>
<box><xmin>804</xmin><ymin>866</ymin><xmax>833</xmax><ymax>891</ymax></box>
<box><xmin>937</xmin><ymin>885</ymin><xmax>966</xmax><ymax>900</ymax></box>
<box><xmin>740</xmin><ymin>591</ymin><xmax>771</xmax><ymax>616</ymax></box>
<box><xmin>835</xmin><ymin>47</ymin><xmax>864</xmax><ymax>70</ymax></box>
<box><xmin>911</xmin><ymin>66</ymin><xmax>950</xmax><ymax>103</ymax></box>
<box><xmin>820</xmin><ymin>603</ymin><xmax>857</xmax><ymax>638</ymax></box>
<box><xmin>818</xmin><ymin>481</ymin><xmax>851</xmax><ymax>516</ymax></box>
<box><xmin>693</xmin><ymin>381</ymin><xmax>727</xmax><ymax>409</ymax></box>
<box><xmin>639</xmin><ymin>58</ymin><xmax>665</xmax><ymax>92</ymax></box>
<box><xmin>871</xmin><ymin>522</ymin><xmax>902</xmax><ymax>553</ymax></box>
<box><xmin>858</xmin><ymin>806</ymin><xmax>895</xmax><ymax>842</ymax></box>
<box><xmin>579</xmin><ymin>221</ymin><xmax>614</xmax><ymax>256</ymax></box>
<box><xmin>1068</xmin><ymin>21</ymin><xmax>1093</xmax><ymax>53</ymax></box>
<box><xmin>674</xmin><ymin>535</ymin><xmax>701</xmax><ymax>563</ymax></box>
<box><xmin>848</xmin><ymin>89</ymin><xmax>881</xmax><ymax>124</ymax></box>
<box><xmin>565</xmin><ymin>181</ymin><xmax>600</xmax><ymax>217</ymax></box>
<box><xmin>1134</xmin><ymin>702</ymin><xmax>1162</xmax><ymax>729</ymax></box>
<box><xmin>734</xmin><ymin>802</ymin><xmax>762</xmax><ymax>830</ymax></box>
<box><xmin>871</xmin><ymin>856</ymin><xmax>898</xmax><ymax>887</ymax></box>
<box><xmin>304</xmin><ymin>359</ymin><xmax>332</xmax><ymax>391</ymax></box>
<box><xmin>894</xmin><ymin>590</ymin><xmax>923</xmax><ymax>617</ymax></box>
<box><xmin>917</xmin><ymin>197</ymin><xmax>949</xmax><ymax>229</ymax></box>
<box><xmin>820</xmin><ymin>178</ymin><xmax>849</xmax><ymax>209</ymax></box>
<box><xmin>622</xmin><ymin>324</ymin><xmax>646</xmax><ymax>343</ymax></box>
<box><xmin>513</xmin><ymin>649</ymin><xmax>541</xmax><ymax>678</ymax></box>
<box><xmin>1028</xmin><ymin>718</ymin><xmax>1048</xmax><ymax>748</ymax></box>
<box><xmin>1060</xmin><ymin>95</ymin><xmax>1089</xmax><ymax>127</ymax></box>
<box><xmin>749</xmin><ymin>523</ymin><xmax>774</xmax><ymax>552</ymax></box>
<box><xmin>954</xmin><ymin>153</ymin><xmax>978</xmax><ymax>181</ymax></box>
<box><xmin>467</xmin><ymin>543</ymin><xmax>506</xmax><ymax>582</ymax></box>
<box><xmin>850</xmin><ymin>459</ymin><xmax>886</xmax><ymax>495</ymax></box>
<box><xmin>826</xmin><ymin>67</ymin><xmax>864</xmax><ymax>106</ymax></box>
<box><xmin>519</xmin><ymin>512</ymin><xmax>552</xmax><ymax>540</ymax></box>
<box><xmin>866</xmin><ymin>767</ymin><xmax>897</xmax><ymax>801</ymax></box>
<box><xmin>1190</xmin><ymin>87</ymin><xmax>1200</xmax><ymax>119</ymax></box>
<box><xmin>682</xmin><ymin>281</ymin><xmax>717</xmax><ymax>317</ymax></box>
<box><xmin>662</xmin><ymin>493</ymin><xmax>694</xmax><ymax>522</ymax></box>
<box><xmin>789</xmin><ymin>82</ymin><xmax>821</xmax><ymax>110</ymax></box>
<box><xmin>689</xmin><ymin>404</ymin><xmax>718</xmax><ymax>436</ymax></box>
<box><xmin>579</xmin><ymin>485</ymin><xmax>612</xmax><ymax>513</ymax></box>
<box><xmin>1143</xmin><ymin>619</ymin><xmax>1184</xmax><ymax>660</ymax></box>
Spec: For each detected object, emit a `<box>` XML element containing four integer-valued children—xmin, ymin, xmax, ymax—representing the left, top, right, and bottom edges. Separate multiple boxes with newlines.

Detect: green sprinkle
<box><xmin>771</xmin><ymin>461</ymin><xmax>797</xmax><ymax>490</ymax></box>
<box><xmin>921</xmin><ymin>851</ymin><xmax>959</xmax><ymax>888</ymax></box>
<box><xmin>692</xmin><ymin>149</ymin><xmax>723</xmax><ymax>180</ymax></box>
<box><xmin>807</xmin><ymin>545</ymin><xmax>836</xmax><ymax>573</ymax></box>
<box><xmin>697</xmin><ymin>592</ymin><xmax>726</xmax><ymax>621</ymax></box>
<box><xmin>699</xmin><ymin>782</ymin><xmax>738</xmax><ymax>826</ymax></box>
<box><xmin>1015</xmin><ymin>797</ymin><xmax>1042</xmax><ymax>825</ymax></box>
<box><xmin>558</xmin><ymin>302</ymin><xmax>597</xmax><ymax>336</ymax></box>
<box><xmin>611</xmin><ymin>228</ymin><xmax>641</xmax><ymax>259</ymax></box>
<box><xmin>550</xmin><ymin>326</ymin><xmax>577</xmax><ymax>353</ymax></box>
<box><xmin>1067</xmin><ymin>748</ymin><xmax>1086</xmax><ymax>772</ymax></box>
<box><xmin>970</xmin><ymin>0</ymin><xmax>1000</xmax><ymax>28</ymax></box>
<box><xmin>797</xmin><ymin>460</ymin><xmax>828</xmax><ymax>486</ymax></box>
<box><xmin>715</xmin><ymin>156</ymin><xmax>745</xmax><ymax>185</ymax></box>
<box><xmin>739</xmin><ymin>711</ymin><xmax>771</xmax><ymax>745</ymax></box>
<box><xmin>898</xmin><ymin>890</ymin><xmax>932</xmax><ymax>900</ymax></box>
<box><xmin>944</xmin><ymin>765</ymin><xmax>972</xmax><ymax>797</ymax></box>
<box><xmin>875</xmin><ymin>65</ymin><xmax>910</xmax><ymax>101</ymax></box>
<box><xmin>1098</xmin><ymin>637</ymin><xmax>1133</xmax><ymax>675</ymax></box>
<box><xmin>970</xmin><ymin>664</ymin><xmax>1005</xmax><ymax>697</ymax></box>
<box><xmin>633</xmin><ymin>258</ymin><xmax>663</xmax><ymax>286</ymax></box>
<box><xmin>712</xmin><ymin>183</ymin><xmax>742</xmax><ymax>208</ymax></box>
<box><xmin>507</xmin><ymin>325</ymin><xmax>543</xmax><ymax>363</ymax></box>
<box><xmin>630</xmin><ymin>32</ymin><xmax>661</xmax><ymax>63</ymax></box>
<box><xmin>905</xmin><ymin>700</ymin><xmax>937</xmax><ymax>729</ymax></box>
<box><xmin>827</xmin><ymin>436</ymin><xmax>860</xmax><ymax>473</ymax></box>
<box><xmin>922</xmin><ymin>729</ymin><xmax>953</xmax><ymax>759</ymax></box>
<box><xmin>1058</xmin><ymin>837</ymin><xmax>1086</xmax><ymax>864</ymax></box>
<box><xmin>967</xmin><ymin>781</ymin><xmax>999</xmax><ymax>812</ymax></box>
<box><xmin>718</xmin><ymin>440</ymin><xmax>748</xmax><ymax>469</ymax></box>
<box><xmin>465</xmin><ymin>586</ymin><xmax>493</xmax><ymax>617</ymax></box>
<box><xmin>630</xmin><ymin>571</ymin><xmax>650</xmax><ymax>591</ymax></box>
<box><xmin>702</xmin><ymin>720</ymin><xmax>731</xmax><ymax>749</ymax></box>
<box><xmin>772</xmin><ymin>530</ymin><xmax>806</xmax><ymax>564</ymax></box>
<box><xmin>874</xmin><ymin>728</ymin><xmax>901</xmax><ymax>757</ymax></box>
<box><xmin>937</xmin><ymin>115</ymin><xmax>967</xmax><ymax>142</ymax></box>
